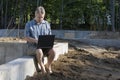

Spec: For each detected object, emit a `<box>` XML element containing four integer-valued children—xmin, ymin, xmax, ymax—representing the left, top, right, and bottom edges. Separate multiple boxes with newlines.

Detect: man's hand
<box><xmin>35</xmin><ymin>39</ymin><xmax>38</xmax><ymax>44</ymax></box>
<box><xmin>24</xmin><ymin>37</ymin><xmax>38</xmax><ymax>44</ymax></box>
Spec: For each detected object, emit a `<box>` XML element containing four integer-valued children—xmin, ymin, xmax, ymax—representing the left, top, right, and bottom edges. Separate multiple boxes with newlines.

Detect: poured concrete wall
<box><xmin>0</xmin><ymin>29</ymin><xmax>120</xmax><ymax>48</ymax></box>
<box><xmin>53</xmin><ymin>30</ymin><xmax>120</xmax><ymax>48</ymax></box>
<box><xmin>0</xmin><ymin>56</ymin><xmax>35</xmax><ymax>80</ymax></box>
<box><xmin>75</xmin><ymin>39</ymin><xmax>120</xmax><ymax>48</ymax></box>
<box><xmin>0</xmin><ymin>42</ymin><xmax>68</xmax><ymax>80</ymax></box>
<box><xmin>0</xmin><ymin>29</ymin><xmax>120</xmax><ymax>39</ymax></box>
<box><xmin>0</xmin><ymin>42</ymin><xmax>68</xmax><ymax>65</ymax></box>
<box><xmin>52</xmin><ymin>30</ymin><xmax>120</xmax><ymax>39</ymax></box>
<box><xmin>0</xmin><ymin>42</ymin><xmax>27</xmax><ymax>64</ymax></box>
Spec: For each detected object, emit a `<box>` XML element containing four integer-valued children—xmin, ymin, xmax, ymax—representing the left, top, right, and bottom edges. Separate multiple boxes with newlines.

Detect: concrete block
<box><xmin>54</xmin><ymin>43</ymin><xmax>68</xmax><ymax>59</ymax></box>
<box><xmin>44</xmin><ymin>42</ymin><xmax>68</xmax><ymax>64</ymax></box>
<box><xmin>64</xmin><ymin>32</ymin><xmax>75</xmax><ymax>39</ymax></box>
<box><xmin>0</xmin><ymin>42</ymin><xmax>27</xmax><ymax>65</ymax></box>
<box><xmin>0</xmin><ymin>57</ymin><xmax>35</xmax><ymax>80</ymax></box>
<box><xmin>77</xmin><ymin>39</ymin><xmax>120</xmax><ymax>48</ymax></box>
<box><xmin>5</xmin><ymin>43</ymin><xmax>25</xmax><ymax>62</ymax></box>
<box><xmin>0</xmin><ymin>29</ymin><xmax>120</xmax><ymax>39</ymax></box>
<box><xmin>0</xmin><ymin>42</ymin><xmax>68</xmax><ymax>80</ymax></box>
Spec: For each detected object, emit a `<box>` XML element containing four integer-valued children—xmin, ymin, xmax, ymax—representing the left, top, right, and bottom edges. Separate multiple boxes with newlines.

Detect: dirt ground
<box><xmin>0</xmin><ymin>37</ymin><xmax>25</xmax><ymax>42</ymax></box>
<box><xmin>0</xmin><ymin>37</ymin><xmax>120</xmax><ymax>80</ymax></box>
<box><xmin>25</xmin><ymin>40</ymin><xmax>120</xmax><ymax>80</ymax></box>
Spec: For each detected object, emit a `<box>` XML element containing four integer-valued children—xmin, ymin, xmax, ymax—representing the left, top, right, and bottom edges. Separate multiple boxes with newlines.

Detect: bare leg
<box><xmin>36</xmin><ymin>49</ymin><xmax>46</xmax><ymax>74</ymax></box>
<box><xmin>45</xmin><ymin>48</ymin><xmax>55</xmax><ymax>73</ymax></box>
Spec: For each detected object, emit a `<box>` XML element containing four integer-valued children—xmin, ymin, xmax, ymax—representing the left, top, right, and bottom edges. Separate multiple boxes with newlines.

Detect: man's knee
<box><xmin>36</xmin><ymin>49</ymin><xmax>43</xmax><ymax>57</ymax></box>
<box><xmin>48</xmin><ymin>48</ymin><xmax>55</xmax><ymax>57</ymax></box>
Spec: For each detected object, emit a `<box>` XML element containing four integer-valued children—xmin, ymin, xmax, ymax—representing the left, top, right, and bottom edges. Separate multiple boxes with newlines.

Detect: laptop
<box><xmin>37</xmin><ymin>35</ymin><xmax>55</xmax><ymax>49</ymax></box>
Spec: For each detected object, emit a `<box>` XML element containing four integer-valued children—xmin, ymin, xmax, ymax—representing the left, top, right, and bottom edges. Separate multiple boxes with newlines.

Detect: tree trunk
<box><xmin>4</xmin><ymin>0</ymin><xmax>8</xmax><ymax>28</ymax></box>
<box><xmin>110</xmin><ymin>0</ymin><xmax>115</xmax><ymax>31</ymax></box>
<box><xmin>1</xmin><ymin>0</ymin><xmax>4</xmax><ymax>28</ymax></box>
<box><xmin>0</xmin><ymin>0</ymin><xmax>2</xmax><ymax>28</ymax></box>
<box><xmin>37</xmin><ymin>0</ymin><xmax>39</xmax><ymax>6</ymax></box>
<box><xmin>60</xmin><ymin>0</ymin><xmax>63</xmax><ymax>29</ymax></box>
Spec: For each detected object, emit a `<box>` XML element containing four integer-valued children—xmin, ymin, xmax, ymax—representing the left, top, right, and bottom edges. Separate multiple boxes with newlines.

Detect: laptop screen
<box><xmin>37</xmin><ymin>35</ymin><xmax>55</xmax><ymax>49</ymax></box>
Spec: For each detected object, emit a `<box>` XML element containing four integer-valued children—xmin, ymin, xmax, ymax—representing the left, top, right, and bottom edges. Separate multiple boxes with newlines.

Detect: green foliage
<box><xmin>0</xmin><ymin>0</ymin><xmax>119</xmax><ymax>31</ymax></box>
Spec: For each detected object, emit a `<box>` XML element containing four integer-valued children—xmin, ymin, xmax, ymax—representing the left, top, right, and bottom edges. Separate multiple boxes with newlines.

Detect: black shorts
<box><xmin>41</xmin><ymin>48</ymin><xmax>51</xmax><ymax>57</ymax></box>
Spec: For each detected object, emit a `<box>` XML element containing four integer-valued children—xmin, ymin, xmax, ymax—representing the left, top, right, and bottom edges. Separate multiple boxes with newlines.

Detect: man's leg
<box><xmin>45</xmin><ymin>48</ymin><xmax>55</xmax><ymax>73</ymax></box>
<box><xmin>33</xmin><ymin>55</ymin><xmax>41</xmax><ymax>72</ymax></box>
<box><xmin>36</xmin><ymin>49</ymin><xmax>46</xmax><ymax>74</ymax></box>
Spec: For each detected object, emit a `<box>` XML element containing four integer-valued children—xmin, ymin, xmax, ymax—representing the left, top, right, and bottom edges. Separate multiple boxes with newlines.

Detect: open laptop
<box><xmin>37</xmin><ymin>35</ymin><xmax>55</xmax><ymax>49</ymax></box>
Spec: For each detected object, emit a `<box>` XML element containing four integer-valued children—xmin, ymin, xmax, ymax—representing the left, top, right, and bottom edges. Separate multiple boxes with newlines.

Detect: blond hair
<box><xmin>35</xmin><ymin>6</ymin><xmax>45</xmax><ymax>16</ymax></box>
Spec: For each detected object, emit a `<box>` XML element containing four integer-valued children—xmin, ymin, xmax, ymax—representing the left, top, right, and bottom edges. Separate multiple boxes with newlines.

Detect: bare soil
<box><xmin>25</xmin><ymin>45</ymin><xmax>120</xmax><ymax>80</ymax></box>
<box><xmin>2</xmin><ymin>38</ymin><xmax>120</xmax><ymax>80</ymax></box>
<box><xmin>0</xmin><ymin>37</ymin><xmax>25</xmax><ymax>42</ymax></box>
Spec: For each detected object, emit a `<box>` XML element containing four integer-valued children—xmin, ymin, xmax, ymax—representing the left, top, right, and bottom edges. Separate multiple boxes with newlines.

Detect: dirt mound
<box><xmin>0</xmin><ymin>37</ymin><xmax>25</xmax><ymax>42</ymax></box>
<box><xmin>25</xmin><ymin>46</ymin><xmax>120</xmax><ymax>80</ymax></box>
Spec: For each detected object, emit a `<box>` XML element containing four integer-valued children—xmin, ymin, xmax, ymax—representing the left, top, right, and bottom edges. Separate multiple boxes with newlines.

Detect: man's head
<box><xmin>35</xmin><ymin>6</ymin><xmax>45</xmax><ymax>22</ymax></box>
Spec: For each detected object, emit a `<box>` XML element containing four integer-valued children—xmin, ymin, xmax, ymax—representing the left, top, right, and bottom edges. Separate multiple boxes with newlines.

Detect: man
<box><xmin>24</xmin><ymin>6</ymin><xmax>55</xmax><ymax>75</ymax></box>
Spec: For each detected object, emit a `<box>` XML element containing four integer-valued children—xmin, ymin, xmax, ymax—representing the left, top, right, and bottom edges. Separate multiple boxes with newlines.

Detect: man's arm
<box><xmin>24</xmin><ymin>22</ymin><xmax>38</xmax><ymax>44</ymax></box>
<box><xmin>46</xmin><ymin>21</ymin><xmax>52</xmax><ymax>35</ymax></box>
<box><xmin>24</xmin><ymin>37</ymin><xmax>38</xmax><ymax>44</ymax></box>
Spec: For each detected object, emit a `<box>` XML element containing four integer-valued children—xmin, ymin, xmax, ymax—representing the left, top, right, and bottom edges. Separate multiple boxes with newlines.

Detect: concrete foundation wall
<box><xmin>0</xmin><ymin>56</ymin><xmax>35</xmax><ymax>80</ymax></box>
<box><xmin>0</xmin><ymin>29</ymin><xmax>120</xmax><ymax>39</ymax></box>
<box><xmin>75</xmin><ymin>39</ymin><xmax>120</xmax><ymax>48</ymax></box>
<box><xmin>52</xmin><ymin>30</ymin><xmax>120</xmax><ymax>48</ymax></box>
<box><xmin>0</xmin><ymin>42</ymin><xmax>68</xmax><ymax>65</ymax></box>
<box><xmin>52</xmin><ymin>30</ymin><xmax>120</xmax><ymax>39</ymax></box>
<box><xmin>54</xmin><ymin>30</ymin><xmax>120</xmax><ymax>48</ymax></box>
<box><xmin>0</xmin><ymin>29</ymin><xmax>120</xmax><ymax>48</ymax></box>
<box><xmin>0</xmin><ymin>42</ymin><xmax>27</xmax><ymax>64</ymax></box>
<box><xmin>0</xmin><ymin>42</ymin><xmax>68</xmax><ymax>80</ymax></box>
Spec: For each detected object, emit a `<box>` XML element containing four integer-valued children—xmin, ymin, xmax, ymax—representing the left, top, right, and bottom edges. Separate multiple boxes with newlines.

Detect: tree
<box><xmin>0</xmin><ymin>0</ymin><xmax>119</xmax><ymax>31</ymax></box>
